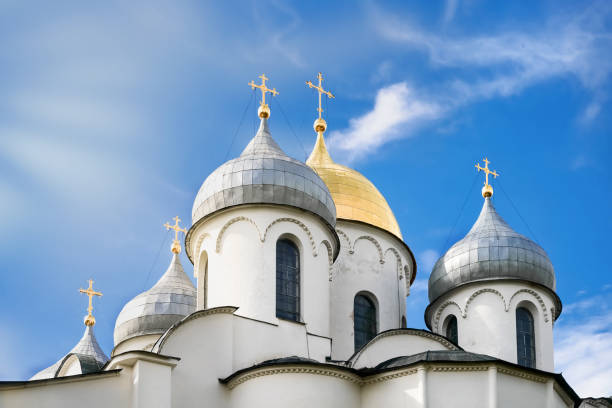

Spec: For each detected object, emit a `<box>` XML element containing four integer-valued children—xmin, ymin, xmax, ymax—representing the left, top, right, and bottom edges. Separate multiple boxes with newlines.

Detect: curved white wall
<box><xmin>330</xmin><ymin>221</ymin><xmax>414</xmax><ymax>361</ymax></box>
<box><xmin>427</xmin><ymin>281</ymin><xmax>556</xmax><ymax>371</ymax></box>
<box><xmin>189</xmin><ymin>205</ymin><xmax>337</xmax><ymax>339</ymax></box>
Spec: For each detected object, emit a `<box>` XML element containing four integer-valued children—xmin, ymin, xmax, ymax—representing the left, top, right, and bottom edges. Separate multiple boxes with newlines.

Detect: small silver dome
<box><xmin>30</xmin><ymin>326</ymin><xmax>108</xmax><ymax>380</ymax></box>
<box><xmin>428</xmin><ymin>197</ymin><xmax>555</xmax><ymax>302</ymax></box>
<box><xmin>192</xmin><ymin>118</ymin><xmax>336</xmax><ymax>227</ymax></box>
<box><xmin>114</xmin><ymin>254</ymin><xmax>196</xmax><ymax>346</ymax></box>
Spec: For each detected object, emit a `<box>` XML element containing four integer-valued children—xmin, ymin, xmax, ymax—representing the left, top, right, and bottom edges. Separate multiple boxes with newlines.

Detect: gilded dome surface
<box><xmin>114</xmin><ymin>254</ymin><xmax>196</xmax><ymax>346</ymax></box>
<box><xmin>306</xmin><ymin>133</ymin><xmax>401</xmax><ymax>239</ymax></box>
<box><xmin>428</xmin><ymin>197</ymin><xmax>556</xmax><ymax>303</ymax></box>
<box><xmin>192</xmin><ymin>118</ymin><xmax>336</xmax><ymax>227</ymax></box>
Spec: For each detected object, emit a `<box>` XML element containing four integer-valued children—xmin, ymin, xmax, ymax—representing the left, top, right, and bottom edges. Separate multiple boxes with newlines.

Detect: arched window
<box><xmin>445</xmin><ymin>315</ymin><xmax>458</xmax><ymax>344</ymax></box>
<box><xmin>401</xmin><ymin>315</ymin><xmax>407</xmax><ymax>328</ymax></box>
<box><xmin>276</xmin><ymin>239</ymin><xmax>300</xmax><ymax>321</ymax></box>
<box><xmin>354</xmin><ymin>294</ymin><xmax>377</xmax><ymax>351</ymax></box>
<box><xmin>516</xmin><ymin>307</ymin><xmax>536</xmax><ymax>368</ymax></box>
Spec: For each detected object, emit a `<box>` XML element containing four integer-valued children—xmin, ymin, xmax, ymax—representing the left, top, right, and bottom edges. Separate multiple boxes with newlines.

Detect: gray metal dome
<box><xmin>114</xmin><ymin>254</ymin><xmax>196</xmax><ymax>346</ymax></box>
<box><xmin>428</xmin><ymin>197</ymin><xmax>555</xmax><ymax>303</ymax></box>
<box><xmin>192</xmin><ymin>118</ymin><xmax>336</xmax><ymax>227</ymax></box>
<box><xmin>30</xmin><ymin>326</ymin><xmax>108</xmax><ymax>380</ymax></box>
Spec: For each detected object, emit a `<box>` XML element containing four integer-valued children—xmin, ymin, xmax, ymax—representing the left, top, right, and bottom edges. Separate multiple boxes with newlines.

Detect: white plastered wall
<box><xmin>330</xmin><ymin>220</ymin><xmax>413</xmax><ymax>360</ymax></box>
<box><xmin>189</xmin><ymin>205</ymin><xmax>336</xmax><ymax>339</ymax></box>
<box><xmin>428</xmin><ymin>280</ymin><xmax>556</xmax><ymax>371</ymax></box>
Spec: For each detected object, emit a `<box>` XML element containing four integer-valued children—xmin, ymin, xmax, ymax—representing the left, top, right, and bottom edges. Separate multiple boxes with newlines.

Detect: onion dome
<box><xmin>30</xmin><ymin>326</ymin><xmax>108</xmax><ymax>380</ymax></box>
<box><xmin>114</xmin><ymin>253</ymin><xmax>196</xmax><ymax>346</ymax></box>
<box><xmin>306</xmin><ymin>132</ymin><xmax>402</xmax><ymax>239</ymax></box>
<box><xmin>191</xmin><ymin>117</ymin><xmax>336</xmax><ymax>228</ymax></box>
<box><xmin>428</xmin><ymin>197</ymin><xmax>556</xmax><ymax>303</ymax></box>
<box><xmin>30</xmin><ymin>280</ymin><xmax>109</xmax><ymax>382</ymax></box>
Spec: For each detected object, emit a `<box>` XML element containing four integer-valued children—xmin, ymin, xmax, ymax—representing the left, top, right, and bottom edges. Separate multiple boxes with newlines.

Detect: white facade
<box><xmin>427</xmin><ymin>280</ymin><xmax>557</xmax><ymax>371</ymax></box>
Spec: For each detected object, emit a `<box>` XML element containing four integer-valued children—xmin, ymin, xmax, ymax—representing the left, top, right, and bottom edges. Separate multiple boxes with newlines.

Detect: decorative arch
<box><xmin>508</xmin><ymin>289</ymin><xmax>550</xmax><ymax>323</ymax></box>
<box><xmin>336</xmin><ymin>229</ymin><xmax>352</xmax><ymax>252</ymax></box>
<box><xmin>384</xmin><ymin>247</ymin><xmax>403</xmax><ymax>272</ymax></box>
<box><xmin>353</xmin><ymin>235</ymin><xmax>385</xmax><ymax>264</ymax></box>
<box><xmin>263</xmin><ymin>218</ymin><xmax>317</xmax><ymax>257</ymax></box>
<box><xmin>193</xmin><ymin>232</ymin><xmax>210</xmax><ymax>277</ymax></box>
<box><xmin>463</xmin><ymin>288</ymin><xmax>507</xmax><ymax>317</ymax></box>
<box><xmin>320</xmin><ymin>240</ymin><xmax>334</xmax><ymax>281</ymax></box>
<box><xmin>433</xmin><ymin>300</ymin><xmax>464</xmax><ymax>332</ymax></box>
<box><xmin>216</xmin><ymin>216</ymin><xmax>262</xmax><ymax>253</ymax></box>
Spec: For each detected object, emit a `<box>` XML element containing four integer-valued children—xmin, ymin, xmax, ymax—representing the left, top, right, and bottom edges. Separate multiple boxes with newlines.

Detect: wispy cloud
<box><xmin>328</xmin><ymin>82</ymin><xmax>441</xmax><ymax>161</ymax></box>
<box><xmin>555</xmin><ymin>294</ymin><xmax>612</xmax><ymax>397</ymax></box>
<box><xmin>442</xmin><ymin>0</ymin><xmax>459</xmax><ymax>24</ymax></box>
<box><xmin>329</xmin><ymin>2</ymin><xmax>612</xmax><ymax>161</ymax></box>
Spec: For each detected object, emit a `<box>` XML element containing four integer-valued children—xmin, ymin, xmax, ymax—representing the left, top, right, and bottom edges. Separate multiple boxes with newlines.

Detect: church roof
<box><xmin>29</xmin><ymin>326</ymin><xmax>108</xmax><ymax>380</ymax></box>
<box><xmin>428</xmin><ymin>197</ymin><xmax>556</xmax><ymax>304</ymax></box>
<box><xmin>191</xmin><ymin>117</ymin><xmax>336</xmax><ymax>230</ymax></box>
<box><xmin>113</xmin><ymin>253</ymin><xmax>196</xmax><ymax>346</ymax></box>
<box><xmin>306</xmin><ymin>132</ymin><xmax>402</xmax><ymax>239</ymax></box>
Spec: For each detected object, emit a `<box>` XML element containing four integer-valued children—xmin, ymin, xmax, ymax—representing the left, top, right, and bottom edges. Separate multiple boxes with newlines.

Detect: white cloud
<box><xmin>555</xmin><ymin>296</ymin><xmax>612</xmax><ymax>397</ymax></box>
<box><xmin>330</xmin><ymin>3</ymin><xmax>612</xmax><ymax>161</ymax></box>
<box><xmin>327</xmin><ymin>82</ymin><xmax>441</xmax><ymax>161</ymax></box>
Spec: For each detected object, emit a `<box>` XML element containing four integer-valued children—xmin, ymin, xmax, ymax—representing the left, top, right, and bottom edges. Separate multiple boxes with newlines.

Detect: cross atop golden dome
<box><xmin>79</xmin><ymin>279</ymin><xmax>102</xmax><ymax>327</ymax></box>
<box><xmin>306</xmin><ymin>72</ymin><xmax>335</xmax><ymax>133</ymax></box>
<box><xmin>248</xmin><ymin>73</ymin><xmax>279</xmax><ymax>118</ymax></box>
<box><xmin>475</xmin><ymin>157</ymin><xmax>499</xmax><ymax>198</ymax></box>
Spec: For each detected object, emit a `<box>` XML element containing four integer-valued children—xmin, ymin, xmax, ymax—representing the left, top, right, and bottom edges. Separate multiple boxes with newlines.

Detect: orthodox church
<box><xmin>0</xmin><ymin>73</ymin><xmax>601</xmax><ymax>407</ymax></box>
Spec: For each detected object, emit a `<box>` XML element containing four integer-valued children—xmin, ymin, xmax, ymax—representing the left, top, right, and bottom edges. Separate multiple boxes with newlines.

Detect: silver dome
<box><xmin>30</xmin><ymin>326</ymin><xmax>108</xmax><ymax>380</ymax></box>
<box><xmin>114</xmin><ymin>254</ymin><xmax>196</xmax><ymax>346</ymax></box>
<box><xmin>192</xmin><ymin>118</ymin><xmax>336</xmax><ymax>227</ymax></box>
<box><xmin>428</xmin><ymin>197</ymin><xmax>555</xmax><ymax>302</ymax></box>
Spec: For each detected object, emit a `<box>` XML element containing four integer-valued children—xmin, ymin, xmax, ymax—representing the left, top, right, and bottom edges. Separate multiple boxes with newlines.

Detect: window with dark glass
<box><xmin>401</xmin><ymin>316</ymin><xmax>407</xmax><ymax>328</ymax></box>
<box><xmin>354</xmin><ymin>294</ymin><xmax>377</xmax><ymax>351</ymax></box>
<box><xmin>446</xmin><ymin>315</ymin><xmax>458</xmax><ymax>344</ymax></box>
<box><xmin>516</xmin><ymin>307</ymin><xmax>536</xmax><ymax>368</ymax></box>
<box><xmin>276</xmin><ymin>239</ymin><xmax>300</xmax><ymax>321</ymax></box>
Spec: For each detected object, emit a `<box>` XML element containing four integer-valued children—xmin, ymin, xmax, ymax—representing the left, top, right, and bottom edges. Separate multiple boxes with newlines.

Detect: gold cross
<box><xmin>164</xmin><ymin>216</ymin><xmax>187</xmax><ymax>254</ymax></box>
<box><xmin>248</xmin><ymin>73</ymin><xmax>279</xmax><ymax>118</ymax></box>
<box><xmin>79</xmin><ymin>279</ymin><xmax>102</xmax><ymax>327</ymax></box>
<box><xmin>306</xmin><ymin>72</ymin><xmax>335</xmax><ymax>119</ymax></box>
<box><xmin>475</xmin><ymin>157</ymin><xmax>499</xmax><ymax>198</ymax></box>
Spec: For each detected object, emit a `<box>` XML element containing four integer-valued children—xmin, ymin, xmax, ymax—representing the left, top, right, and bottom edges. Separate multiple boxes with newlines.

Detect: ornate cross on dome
<box><xmin>306</xmin><ymin>72</ymin><xmax>335</xmax><ymax>119</ymax></box>
<box><xmin>164</xmin><ymin>216</ymin><xmax>187</xmax><ymax>254</ymax></box>
<box><xmin>79</xmin><ymin>279</ymin><xmax>102</xmax><ymax>327</ymax></box>
<box><xmin>475</xmin><ymin>157</ymin><xmax>499</xmax><ymax>198</ymax></box>
<box><xmin>306</xmin><ymin>72</ymin><xmax>335</xmax><ymax>133</ymax></box>
<box><xmin>248</xmin><ymin>73</ymin><xmax>279</xmax><ymax>118</ymax></box>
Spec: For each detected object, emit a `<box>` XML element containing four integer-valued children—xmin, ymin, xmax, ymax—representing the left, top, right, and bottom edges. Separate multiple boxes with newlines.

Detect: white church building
<box><xmin>0</xmin><ymin>74</ymin><xmax>601</xmax><ymax>407</ymax></box>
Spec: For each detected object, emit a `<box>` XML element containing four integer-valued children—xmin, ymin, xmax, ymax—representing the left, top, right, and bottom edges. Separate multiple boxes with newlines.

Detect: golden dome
<box><xmin>306</xmin><ymin>133</ymin><xmax>402</xmax><ymax>239</ymax></box>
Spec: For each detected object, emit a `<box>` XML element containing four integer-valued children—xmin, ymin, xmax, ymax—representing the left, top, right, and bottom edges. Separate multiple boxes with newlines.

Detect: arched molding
<box><xmin>384</xmin><ymin>247</ymin><xmax>403</xmax><ymax>272</ymax></box>
<box><xmin>216</xmin><ymin>217</ymin><xmax>262</xmax><ymax>253</ymax></box>
<box><xmin>508</xmin><ymin>289</ymin><xmax>550</xmax><ymax>323</ymax></box>
<box><xmin>433</xmin><ymin>301</ymin><xmax>464</xmax><ymax>332</ymax></box>
<box><xmin>336</xmin><ymin>228</ymin><xmax>352</xmax><ymax>252</ymax></box>
<box><xmin>353</xmin><ymin>235</ymin><xmax>385</xmax><ymax>264</ymax></box>
<box><xmin>264</xmin><ymin>218</ymin><xmax>317</xmax><ymax>257</ymax></box>
<box><xmin>320</xmin><ymin>240</ymin><xmax>334</xmax><ymax>281</ymax></box>
<box><xmin>193</xmin><ymin>232</ymin><xmax>210</xmax><ymax>277</ymax></box>
<box><xmin>463</xmin><ymin>288</ymin><xmax>507</xmax><ymax>318</ymax></box>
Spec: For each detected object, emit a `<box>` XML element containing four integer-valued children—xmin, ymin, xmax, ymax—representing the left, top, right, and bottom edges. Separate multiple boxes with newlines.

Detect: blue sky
<box><xmin>0</xmin><ymin>0</ymin><xmax>610</xmax><ymax>397</ymax></box>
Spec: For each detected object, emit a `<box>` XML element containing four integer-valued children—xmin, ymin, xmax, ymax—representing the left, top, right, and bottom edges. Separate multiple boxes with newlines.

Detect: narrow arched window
<box><xmin>446</xmin><ymin>315</ymin><xmax>458</xmax><ymax>344</ymax></box>
<box><xmin>354</xmin><ymin>294</ymin><xmax>377</xmax><ymax>351</ymax></box>
<box><xmin>401</xmin><ymin>316</ymin><xmax>407</xmax><ymax>328</ymax></box>
<box><xmin>516</xmin><ymin>307</ymin><xmax>536</xmax><ymax>368</ymax></box>
<box><xmin>276</xmin><ymin>239</ymin><xmax>300</xmax><ymax>321</ymax></box>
